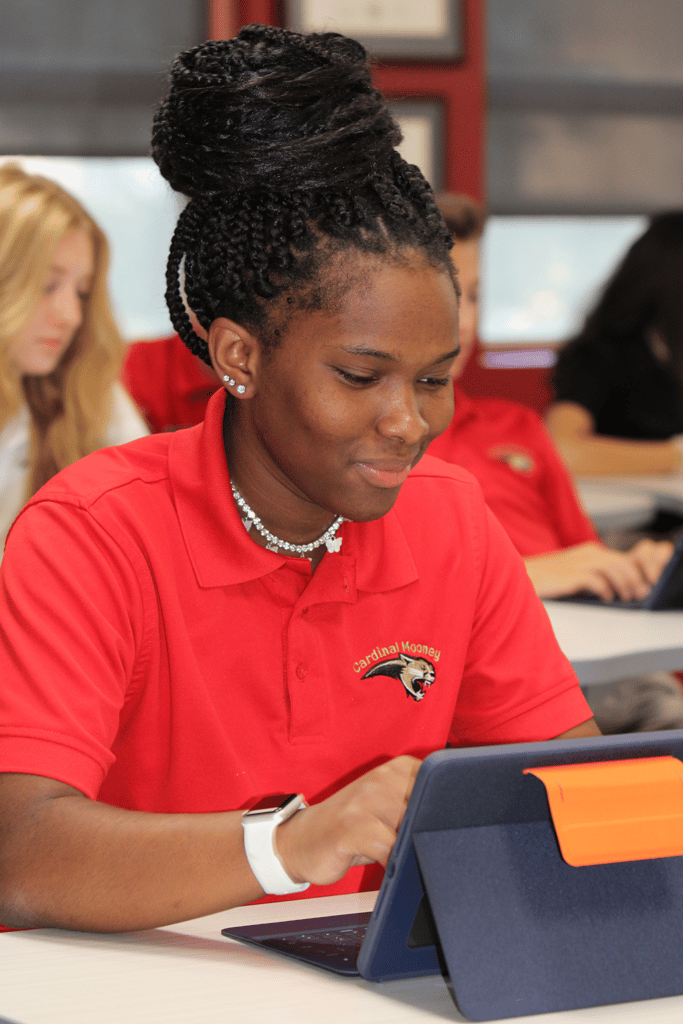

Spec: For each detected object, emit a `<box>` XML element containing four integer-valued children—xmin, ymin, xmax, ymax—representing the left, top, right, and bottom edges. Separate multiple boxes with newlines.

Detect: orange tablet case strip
<box><xmin>524</xmin><ymin>755</ymin><xmax>683</xmax><ymax>866</ymax></box>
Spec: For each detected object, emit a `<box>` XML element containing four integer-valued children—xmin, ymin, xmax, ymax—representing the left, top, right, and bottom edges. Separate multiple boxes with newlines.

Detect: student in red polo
<box><xmin>122</xmin><ymin>331</ymin><xmax>221</xmax><ymax>432</ymax></box>
<box><xmin>0</xmin><ymin>28</ymin><xmax>597</xmax><ymax>934</ymax></box>
<box><xmin>429</xmin><ymin>193</ymin><xmax>682</xmax><ymax>733</ymax></box>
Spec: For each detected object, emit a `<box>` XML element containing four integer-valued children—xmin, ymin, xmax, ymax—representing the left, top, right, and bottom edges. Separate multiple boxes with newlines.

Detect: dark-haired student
<box><xmin>429</xmin><ymin>194</ymin><xmax>683</xmax><ymax>734</ymax></box>
<box><xmin>0</xmin><ymin>27</ymin><xmax>597</xmax><ymax>935</ymax></box>
<box><xmin>547</xmin><ymin>212</ymin><xmax>683</xmax><ymax>476</ymax></box>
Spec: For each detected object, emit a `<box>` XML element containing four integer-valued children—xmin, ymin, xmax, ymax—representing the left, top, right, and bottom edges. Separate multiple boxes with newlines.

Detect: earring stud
<box><xmin>237</xmin><ymin>384</ymin><xmax>246</xmax><ymax>395</ymax></box>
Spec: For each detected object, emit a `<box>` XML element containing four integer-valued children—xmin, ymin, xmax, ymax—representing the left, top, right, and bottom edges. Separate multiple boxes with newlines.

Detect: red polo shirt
<box><xmin>122</xmin><ymin>333</ymin><xmax>221</xmax><ymax>432</ymax></box>
<box><xmin>428</xmin><ymin>386</ymin><xmax>598</xmax><ymax>556</ymax></box>
<box><xmin>0</xmin><ymin>390</ymin><xmax>590</xmax><ymax>901</ymax></box>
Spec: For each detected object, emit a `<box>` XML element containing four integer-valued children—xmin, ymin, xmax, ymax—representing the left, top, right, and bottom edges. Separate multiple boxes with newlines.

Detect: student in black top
<box><xmin>547</xmin><ymin>213</ymin><xmax>683</xmax><ymax>476</ymax></box>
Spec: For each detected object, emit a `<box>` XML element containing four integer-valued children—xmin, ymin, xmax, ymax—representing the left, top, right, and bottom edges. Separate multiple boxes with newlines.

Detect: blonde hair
<box><xmin>0</xmin><ymin>163</ymin><xmax>125</xmax><ymax>497</ymax></box>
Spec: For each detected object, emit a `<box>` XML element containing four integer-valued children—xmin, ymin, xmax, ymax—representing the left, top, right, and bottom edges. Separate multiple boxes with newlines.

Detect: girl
<box><xmin>0</xmin><ymin>164</ymin><xmax>148</xmax><ymax>547</ymax></box>
<box><xmin>548</xmin><ymin>213</ymin><xmax>683</xmax><ymax>476</ymax></box>
<box><xmin>0</xmin><ymin>27</ymin><xmax>596</xmax><ymax>933</ymax></box>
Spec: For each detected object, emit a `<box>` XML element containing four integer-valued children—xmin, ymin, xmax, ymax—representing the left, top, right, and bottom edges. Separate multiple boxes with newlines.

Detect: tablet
<box><xmin>223</xmin><ymin>731</ymin><xmax>683</xmax><ymax>1019</ymax></box>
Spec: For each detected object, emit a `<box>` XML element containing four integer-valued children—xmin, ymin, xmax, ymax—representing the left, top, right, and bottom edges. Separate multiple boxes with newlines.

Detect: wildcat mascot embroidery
<box><xmin>362</xmin><ymin>655</ymin><xmax>435</xmax><ymax>702</ymax></box>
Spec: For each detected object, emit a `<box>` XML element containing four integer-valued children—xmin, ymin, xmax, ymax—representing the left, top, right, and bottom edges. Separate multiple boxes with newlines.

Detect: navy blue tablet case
<box><xmin>226</xmin><ymin>733</ymin><xmax>683</xmax><ymax>1020</ymax></box>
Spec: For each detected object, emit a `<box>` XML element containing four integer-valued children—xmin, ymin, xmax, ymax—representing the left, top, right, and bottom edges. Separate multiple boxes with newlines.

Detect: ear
<box><xmin>207</xmin><ymin>317</ymin><xmax>260</xmax><ymax>399</ymax></box>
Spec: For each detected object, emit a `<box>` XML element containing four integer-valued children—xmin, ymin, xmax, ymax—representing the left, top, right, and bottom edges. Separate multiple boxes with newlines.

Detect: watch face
<box><xmin>247</xmin><ymin>793</ymin><xmax>298</xmax><ymax>816</ymax></box>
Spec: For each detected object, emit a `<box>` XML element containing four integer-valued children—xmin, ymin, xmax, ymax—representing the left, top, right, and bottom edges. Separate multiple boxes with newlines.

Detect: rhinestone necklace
<box><xmin>231</xmin><ymin>482</ymin><xmax>345</xmax><ymax>556</ymax></box>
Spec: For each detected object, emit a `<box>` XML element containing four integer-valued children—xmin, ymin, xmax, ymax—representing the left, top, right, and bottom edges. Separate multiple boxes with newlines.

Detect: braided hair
<box><xmin>152</xmin><ymin>24</ymin><xmax>454</xmax><ymax>364</ymax></box>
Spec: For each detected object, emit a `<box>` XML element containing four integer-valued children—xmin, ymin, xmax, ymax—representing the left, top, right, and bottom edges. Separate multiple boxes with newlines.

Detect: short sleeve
<box><xmin>0</xmin><ymin>500</ymin><xmax>148</xmax><ymax>796</ymax></box>
<box><xmin>532</xmin><ymin>420</ymin><xmax>598</xmax><ymax>550</ymax></box>
<box><xmin>449</xmin><ymin>503</ymin><xmax>592</xmax><ymax>746</ymax></box>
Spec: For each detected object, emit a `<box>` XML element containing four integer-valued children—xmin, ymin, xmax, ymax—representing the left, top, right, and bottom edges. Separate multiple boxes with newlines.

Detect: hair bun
<box><xmin>151</xmin><ymin>24</ymin><xmax>401</xmax><ymax>199</ymax></box>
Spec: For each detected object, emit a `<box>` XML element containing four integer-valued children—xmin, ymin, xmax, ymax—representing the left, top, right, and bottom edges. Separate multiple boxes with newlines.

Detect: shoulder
<box><xmin>554</xmin><ymin>337</ymin><xmax>612</xmax><ymax>376</ymax></box>
<box><xmin>23</xmin><ymin>432</ymin><xmax>175</xmax><ymax>516</ymax></box>
<box><xmin>463</xmin><ymin>395</ymin><xmax>544</xmax><ymax>431</ymax></box>
<box><xmin>122</xmin><ymin>335</ymin><xmax>178</xmax><ymax>377</ymax></box>
<box><xmin>0</xmin><ymin>405</ymin><xmax>30</xmax><ymax>457</ymax></box>
<box><xmin>431</xmin><ymin>394</ymin><xmax>547</xmax><ymax>462</ymax></box>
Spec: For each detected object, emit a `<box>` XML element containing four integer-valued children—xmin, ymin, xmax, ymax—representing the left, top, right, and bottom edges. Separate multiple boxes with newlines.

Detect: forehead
<box><xmin>450</xmin><ymin>239</ymin><xmax>480</xmax><ymax>284</ymax></box>
<box><xmin>51</xmin><ymin>227</ymin><xmax>94</xmax><ymax>273</ymax></box>
<box><xmin>278</xmin><ymin>254</ymin><xmax>458</xmax><ymax>360</ymax></box>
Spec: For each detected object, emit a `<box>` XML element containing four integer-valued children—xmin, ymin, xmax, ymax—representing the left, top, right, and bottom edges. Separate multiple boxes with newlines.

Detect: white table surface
<box><xmin>4</xmin><ymin>892</ymin><xmax>683</xmax><ymax>1024</ymax></box>
<box><xmin>543</xmin><ymin>600</ymin><xmax>683</xmax><ymax>684</ymax></box>
<box><xmin>578</xmin><ymin>473</ymin><xmax>683</xmax><ymax>517</ymax></box>
<box><xmin>575</xmin><ymin>480</ymin><xmax>657</xmax><ymax>532</ymax></box>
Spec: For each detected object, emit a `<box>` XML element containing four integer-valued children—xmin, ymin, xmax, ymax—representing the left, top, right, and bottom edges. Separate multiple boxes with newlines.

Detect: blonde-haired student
<box><xmin>0</xmin><ymin>163</ymin><xmax>148</xmax><ymax>547</ymax></box>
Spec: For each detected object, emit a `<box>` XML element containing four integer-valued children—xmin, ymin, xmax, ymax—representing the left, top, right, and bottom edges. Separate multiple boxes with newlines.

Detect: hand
<box><xmin>274</xmin><ymin>756</ymin><xmax>421</xmax><ymax>888</ymax></box>
<box><xmin>525</xmin><ymin>539</ymin><xmax>674</xmax><ymax>601</ymax></box>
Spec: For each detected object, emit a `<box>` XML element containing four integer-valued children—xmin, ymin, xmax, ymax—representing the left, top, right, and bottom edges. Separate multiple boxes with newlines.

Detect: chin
<box><xmin>336</xmin><ymin>488</ymin><xmax>402</xmax><ymax>524</ymax></box>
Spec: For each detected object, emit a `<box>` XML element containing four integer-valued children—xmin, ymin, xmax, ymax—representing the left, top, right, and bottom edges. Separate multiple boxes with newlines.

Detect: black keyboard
<box><xmin>260</xmin><ymin>924</ymin><xmax>367</xmax><ymax>968</ymax></box>
<box><xmin>222</xmin><ymin>912</ymin><xmax>372</xmax><ymax>976</ymax></box>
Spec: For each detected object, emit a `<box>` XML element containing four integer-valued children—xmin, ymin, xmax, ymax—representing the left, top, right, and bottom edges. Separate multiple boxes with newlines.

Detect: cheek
<box><xmin>287</xmin><ymin>380</ymin><xmax>371</xmax><ymax>445</ymax></box>
<box><xmin>430</xmin><ymin>390</ymin><xmax>456</xmax><ymax>436</ymax></box>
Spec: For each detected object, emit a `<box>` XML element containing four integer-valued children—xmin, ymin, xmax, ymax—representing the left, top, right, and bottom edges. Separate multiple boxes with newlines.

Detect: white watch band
<box><xmin>242</xmin><ymin>795</ymin><xmax>310</xmax><ymax>895</ymax></box>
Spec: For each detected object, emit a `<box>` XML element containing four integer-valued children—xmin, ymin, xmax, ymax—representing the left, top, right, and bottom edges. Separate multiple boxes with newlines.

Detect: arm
<box><xmin>525</xmin><ymin>538</ymin><xmax>674</xmax><ymax>601</ymax></box>
<box><xmin>545</xmin><ymin>402</ymin><xmax>682</xmax><ymax>476</ymax></box>
<box><xmin>0</xmin><ymin>756</ymin><xmax>419</xmax><ymax>932</ymax></box>
<box><xmin>554</xmin><ymin>719</ymin><xmax>601</xmax><ymax>739</ymax></box>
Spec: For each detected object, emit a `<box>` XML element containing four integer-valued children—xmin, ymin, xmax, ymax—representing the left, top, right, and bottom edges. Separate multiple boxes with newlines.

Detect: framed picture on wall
<box><xmin>285</xmin><ymin>1</ymin><xmax>462</xmax><ymax>60</ymax></box>
<box><xmin>389</xmin><ymin>99</ymin><xmax>445</xmax><ymax>191</ymax></box>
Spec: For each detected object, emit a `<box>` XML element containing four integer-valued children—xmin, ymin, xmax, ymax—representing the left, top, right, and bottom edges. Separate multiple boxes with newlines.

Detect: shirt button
<box><xmin>296</xmin><ymin>664</ymin><xmax>308</xmax><ymax>679</ymax></box>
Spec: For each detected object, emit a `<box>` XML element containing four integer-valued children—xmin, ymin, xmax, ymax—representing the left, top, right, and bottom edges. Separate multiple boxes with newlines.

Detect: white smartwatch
<box><xmin>242</xmin><ymin>793</ymin><xmax>310</xmax><ymax>895</ymax></box>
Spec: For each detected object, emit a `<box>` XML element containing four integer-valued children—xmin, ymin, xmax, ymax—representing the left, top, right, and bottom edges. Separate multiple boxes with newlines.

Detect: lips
<box><xmin>355</xmin><ymin>459</ymin><xmax>415</xmax><ymax>489</ymax></box>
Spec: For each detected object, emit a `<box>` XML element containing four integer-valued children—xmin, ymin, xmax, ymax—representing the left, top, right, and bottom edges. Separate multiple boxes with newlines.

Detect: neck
<box><xmin>223</xmin><ymin>404</ymin><xmax>342</xmax><ymax>550</ymax></box>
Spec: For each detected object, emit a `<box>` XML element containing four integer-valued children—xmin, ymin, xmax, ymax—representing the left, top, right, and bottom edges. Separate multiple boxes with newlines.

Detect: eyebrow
<box><xmin>338</xmin><ymin>344</ymin><xmax>460</xmax><ymax>364</ymax></box>
<box><xmin>48</xmin><ymin>264</ymin><xmax>93</xmax><ymax>284</ymax></box>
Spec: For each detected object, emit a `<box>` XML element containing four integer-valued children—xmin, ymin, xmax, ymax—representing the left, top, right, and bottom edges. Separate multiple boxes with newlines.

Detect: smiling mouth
<box><xmin>355</xmin><ymin>460</ymin><xmax>415</xmax><ymax>489</ymax></box>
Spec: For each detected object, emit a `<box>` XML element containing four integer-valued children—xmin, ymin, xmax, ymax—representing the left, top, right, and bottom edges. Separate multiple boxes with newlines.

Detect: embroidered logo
<box><xmin>362</xmin><ymin>655</ymin><xmax>436</xmax><ymax>702</ymax></box>
<box><xmin>488</xmin><ymin>444</ymin><xmax>535</xmax><ymax>475</ymax></box>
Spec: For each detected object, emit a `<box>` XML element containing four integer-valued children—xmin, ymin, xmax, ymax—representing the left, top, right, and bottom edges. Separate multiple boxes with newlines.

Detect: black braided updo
<box><xmin>152</xmin><ymin>24</ymin><xmax>454</xmax><ymax>364</ymax></box>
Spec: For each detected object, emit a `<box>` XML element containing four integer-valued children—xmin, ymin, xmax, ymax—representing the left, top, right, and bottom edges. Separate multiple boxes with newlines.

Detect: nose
<box><xmin>376</xmin><ymin>383</ymin><xmax>430</xmax><ymax>446</ymax></box>
<box><xmin>51</xmin><ymin>284</ymin><xmax>83</xmax><ymax>335</ymax></box>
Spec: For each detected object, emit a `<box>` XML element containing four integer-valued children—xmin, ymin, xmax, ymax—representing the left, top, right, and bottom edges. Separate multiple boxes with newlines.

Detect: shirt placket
<box><xmin>285</xmin><ymin>555</ymin><xmax>357</xmax><ymax>745</ymax></box>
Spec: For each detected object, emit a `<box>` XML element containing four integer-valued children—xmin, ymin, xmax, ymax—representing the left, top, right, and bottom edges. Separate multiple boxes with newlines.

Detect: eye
<box><xmin>418</xmin><ymin>375</ymin><xmax>451</xmax><ymax>389</ymax></box>
<box><xmin>335</xmin><ymin>368</ymin><xmax>378</xmax><ymax>387</ymax></box>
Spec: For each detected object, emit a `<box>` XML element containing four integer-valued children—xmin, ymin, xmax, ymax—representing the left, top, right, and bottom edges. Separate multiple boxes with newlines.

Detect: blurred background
<box><xmin>1</xmin><ymin>0</ymin><xmax>682</xmax><ymax>409</ymax></box>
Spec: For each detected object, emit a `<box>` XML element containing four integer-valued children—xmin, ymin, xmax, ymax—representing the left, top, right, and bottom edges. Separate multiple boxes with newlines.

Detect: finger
<box><xmin>577</xmin><ymin>571</ymin><xmax>616</xmax><ymax>602</ymax></box>
<box><xmin>341</xmin><ymin>818</ymin><xmax>398</xmax><ymax>869</ymax></box>
<box><xmin>597</xmin><ymin>554</ymin><xmax>651</xmax><ymax>601</ymax></box>
<box><xmin>629</xmin><ymin>539</ymin><xmax>674</xmax><ymax>585</ymax></box>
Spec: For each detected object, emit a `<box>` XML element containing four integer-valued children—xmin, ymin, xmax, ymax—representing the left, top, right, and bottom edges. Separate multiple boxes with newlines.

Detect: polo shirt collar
<box><xmin>168</xmin><ymin>389</ymin><xmax>418</xmax><ymax>593</ymax></box>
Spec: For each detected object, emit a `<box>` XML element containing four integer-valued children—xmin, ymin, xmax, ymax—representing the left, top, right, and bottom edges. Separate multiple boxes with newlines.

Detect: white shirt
<box><xmin>0</xmin><ymin>382</ymin><xmax>149</xmax><ymax>551</ymax></box>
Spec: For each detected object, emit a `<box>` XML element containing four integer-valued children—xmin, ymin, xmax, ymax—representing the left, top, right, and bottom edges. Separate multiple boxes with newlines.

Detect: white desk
<box><xmin>543</xmin><ymin>601</ymin><xmax>683</xmax><ymax>684</ymax></box>
<box><xmin>578</xmin><ymin>473</ymin><xmax>683</xmax><ymax>519</ymax></box>
<box><xmin>575</xmin><ymin>480</ymin><xmax>657</xmax><ymax>532</ymax></box>
<box><xmin>3</xmin><ymin>892</ymin><xmax>683</xmax><ymax>1024</ymax></box>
